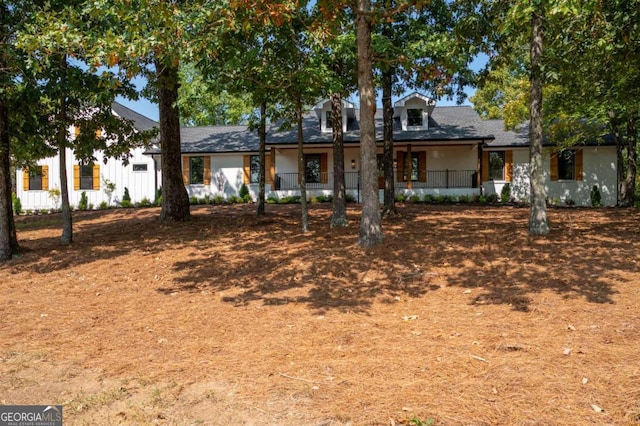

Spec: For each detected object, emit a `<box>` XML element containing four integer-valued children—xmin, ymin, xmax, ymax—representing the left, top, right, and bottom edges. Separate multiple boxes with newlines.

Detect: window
<box><xmin>190</xmin><ymin>157</ymin><xmax>204</xmax><ymax>184</ymax></box>
<box><xmin>305</xmin><ymin>154</ymin><xmax>321</xmax><ymax>183</ymax></box>
<box><xmin>28</xmin><ymin>166</ymin><xmax>43</xmax><ymax>190</ymax></box>
<box><xmin>250</xmin><ymin>155</ymin><xmax>260</xmax><ymax>184</ymax></box>
<box><xmin>80</xmin><ymin>164</ymin><xmax>94</xmax><ymax>190</ymax></box>
<box><xmin>558</xmin><ymin>150</ymin><xmax>576</xmax><ymax>180</ymax></box>
<box><xmin>325</xmin><ymin>110</ymin><xmax>333</xmax><ymax>131</ymax></box>
<box><xmin>396</xmin><ymin>151</ymin><xmax>426</xmax><ymax>182</ymax></box>
<box><xmin>488</xmin><ymin>151</ymin><xmax>505</xmax><ymax>181</ymax></box>
<box><xmin>132</xmin><ymin>164</ymin><xmax>148</xmax><ymax>172</ymax></box>
<box><xmin>407</xmin><ymin>108</ymin><xmax>423</xmax><ymax>127</ymax></box>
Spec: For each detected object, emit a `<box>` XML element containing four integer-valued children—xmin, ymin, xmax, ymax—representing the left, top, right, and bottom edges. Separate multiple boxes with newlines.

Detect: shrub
<box><xmin>478</xmin><ymin>195</ymin><xmax>487</xmax><ymax>204</ymax></box>
<box><xmin>564</xmin><ymin>197</ymin><xmax>576</xmax><ymax>206</ymax></box>
<box><xmin>239</xmin><ymin>183</ymin><xmax>250</xmax><ymax>198</ymax></box>
<box><xmin>122</xmin><ymin>187</ymin><xmax>131</xmax><ymax>203</ymax></box>
<box><xmin>423</xmin><ymin>194</ymin><xmax>435</xmax><ymax>203</ymax></box>
<box><xmin>433</xmin><ymin>195</ymin><xmax>446</xmax><ymax>204</ymax></box>
<box><xmin>266</xmin><ymin>194</ymin><xmax>279</xmax><ymax>204</ymax></box>
<box><xmin>486</xmin><ymin>193</ymin><xmax>498</xmax><ymax>203</ymax></box>
<box><xmin>458</xmin><ymin>194</ymin><xmax>471</xmax><ymax>203</ymax></box>
<box><xmin>78</xmin><ymin>191</ymin><xmax>89</xmax><ymax>210</ymax></box>
<box><xmin>315</xmin><ymin>194</ymin><xmax>333</xmax><ymax>203</ymax></box>
<box><xmin>99</xmin><ymin>201</ymin><xmax>109</xmax><ymax>210</ymax></box>
<box><xmin>410</xmin><ymin>194</ymin><xmax>421</xmax><ymax>203</ymax></box>
<box><xmin>12</xmin><ymin>193</ymin><xmax>22</xmax><ymax>215</ymax></box>
<box><xmin>189</xmin><ymin>196</ymin><xmax>199</xmax><ymax>205</ymax></box>
<box><xmin>227</xmin><ymin>195</ymin><xmax>240</xmax><ymax>204</ymax></box>
<box><xmin>395</xmin><ymin>193</ymin><xmax>406</xmax><ymax>202</ymax></box>
<box><xmin>137</xmin><ymin>197</ymin><xmax>152</xmax><ymax>207</ymax></box>
<box><xmin>102</xmin><ymin>178</ymin><xmax>116</xmax><ymax>206</ymax></box>
<box><xmin>345</xmin><ymin>193</ymin><xmax>357</xmax><ymax>203</ymax></box>
<box><xmin>500</xmin><ymin>183</ymin><xmax>511</xmax><ymax>203</ymax></box>
<box><xmin>155</xmin><ymin>187</ymin><xmax>163</xmax><ymax>204</ymax></box>
<box><xmin>48</xmin><ymin>187</ymin><xmax>61</xmax><ymax>209</ymax></box>
<box><xmin>590</xmin><ymin>185</ymin><xmax>602</xmax><ymax>207</ymax></box>
<box><xmin>213</xmin><ymin>195</ymin><xmax>225</xmax><ymax>204</ymax></box>
<box><xmin>120</xmin><ymin>200</ymin><xmax>132</xmax><ymax>208</ymax></box>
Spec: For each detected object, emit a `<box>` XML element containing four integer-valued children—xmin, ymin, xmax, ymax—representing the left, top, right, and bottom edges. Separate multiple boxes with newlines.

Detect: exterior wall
<box><xmin>483</xmin><ymin>146</ymin><xmax>617</xmax><ymax>206</ymax></box>
<box><xmin>16</xmin><ymin>146</ymin><xmax>157</xmax><ymax>211</ymax></box>
<box><xmin>424</xmin><ymin>145</ymin><xmax>477</xmax><ymax>171</ymax></box>
<box><xmin>545</xmin><ymin>146</ymin><xmax>617</xmax><ymax>206</ymax></box>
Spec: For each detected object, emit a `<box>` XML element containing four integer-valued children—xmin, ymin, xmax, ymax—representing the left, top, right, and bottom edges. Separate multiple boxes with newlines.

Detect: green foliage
<box><xmin>266</xmin><ymin>194</ymin><xmax>279</xmax><ymax>204</ymax></box>
<box><xmin>564</xmin><ymin>197</ymin><xmax>576</xmax><ymax>206</ymax></box>
<box><xmin>423</xmin><ymin>194</ymin><xmax>434</xmax><ymax>203</ymax></box>
<box><xmin>315</xmin><ymin>194</ymin><xmax>333</xmax><ymax>203</ymax></box>
<box><xmin>189</xmin><ymin>196</ymin><xmax>199</xmax><ymax>205</ymax></box>
<box><xmin>458</xmin><ymin>194</ymin><xmax>471</xmax><ymax>203</ymax></box>
<box><xmin>78</xmin><ymin>192</ymin><xmax>89</xmax><ymax>211</ymax></box>
<box><xmin>122</xmin><ymin>187</ymin><xmax>131</xmax><ymax>203</ymax></box>
<box><xmin>409</xmin><ymin>194</ymin><xmax>421</xmax><ymax>203</ymax></box>
<box><xmin>590</xmin><ymin>185</ymin><xmax>602</xmax><ymax>207</ymax></box>
<box><xmin>409</xmin><ymin>416</ymin><xmax>434</xmax><ymax>426</ymax></box>
<box><xmin>48</xmin><ymin>187</ymin><xmax>61</xmax><ymax>208</ymax></box>
<box><xmin>120</xmin><ymin>200</ymin><xmax>132</xmax><ymax>208</ymax></box>
<box><xmin>501</xmin><ymin>183</ymin><xmax>511</xmax><ymax>203</ymax></box>
<box><xmin>213</xmin><ymin>195</ymin><xmax>225</xmax><ymax>204</ymax></box>
<box><xmin>136</xmin><ymin>198</ymin><xmax>152</xmax><ymax>208</ymax></box>
<box><xmin>239</xmin><ymin>183</ymin><xmax>250</xmax><ymax>199</ymax></box>
<box><xmin>12</xmin><ymin>193</ymin><xmax>22</xmax><ymax>216</ymax></box>
<box><xmin>345</xmin><ymin>193</ymin><xmax>357</xmax><ymax>203</ymax></box>
<box><xmin>486</xmin><ymin>193</ymin><xmax>499</xmax><ymax>203</ymax></box>
<box><xmin>99</xmin><ymin>201</ymin><xmax>109</xmax><ymax>209</ymax></box>
<box><xmin>395</xmin><ymin>193</ymin><xmax>406</xmax><ymax>203</ymax></box>
<box><xmin>102</xmin><ymin>178</ymin><xmax>116</xmax><ymax>205</ymax></box>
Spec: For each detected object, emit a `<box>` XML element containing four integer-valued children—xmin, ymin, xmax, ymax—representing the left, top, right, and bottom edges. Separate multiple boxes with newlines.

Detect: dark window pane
<box><xmin>325</xmin><ymin>110</ymin><xmax>333</xmax><ymax>130</ymax></box>
<box><xmin>488</xmin><ymin>152</ymin><xmax>505</xmax><ymax>181</ymax></box>
<box><xmin>190</xmin><ymin>157</ymin><xmax>204</xmax><ymax>184</ymax></box>
<box><xmin>305</xmin><ymin>154</ymin><xmax>321</xmax><ymax>183</ymax></box>
<box><xmin>558</xmin><ymin>150</ymin><xmax>575</xmax><ymax>180</ymax></box>
<box><xmin>132</xmin><ymin>164</ymin><xmax>148</xmax><ymax>172</ymax></box>
<box><xmin>80</xmin><ymin>164</ymin><xmax>94</xmax><ymax>190</ymax></box>
<box><xmin>29</xmin><ymin>166</ymin><xmax>43</xmax><ymax>190</ymax></box>
<box><xmin>250</xmin><ymin>155</ymin><xmax>260</xmax><ymax>184</ymax></box>
<box><xmin>407</xmin><ymin>108</ymin><xmax>423</xmax><ymax>127</ymax></box>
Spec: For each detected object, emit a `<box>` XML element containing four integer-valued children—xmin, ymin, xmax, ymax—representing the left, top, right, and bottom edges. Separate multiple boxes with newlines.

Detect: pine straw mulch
<box><xmin>1</xmin><ymin>203</ymin><xmax>640</xmax><ymax>426</ymax></box>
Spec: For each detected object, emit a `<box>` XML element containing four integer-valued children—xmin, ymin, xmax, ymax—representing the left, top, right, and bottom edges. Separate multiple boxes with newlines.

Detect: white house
<box><xmin>16</xmin><ymin>93</ymin><xmax>619</xmax><ymax>211</ymax></box>
<box><xmin>16</xmin><ymin>103</ymin><xmax>159</xmax><ymax>211</ymax></box>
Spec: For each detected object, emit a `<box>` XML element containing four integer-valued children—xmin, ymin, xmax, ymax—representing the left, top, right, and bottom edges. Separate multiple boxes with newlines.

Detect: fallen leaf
<box><xmin>582</xmin><ymin>377</ymin><xmax>588</xmax><ymax>385</ymax></box>
<box><xmin>563</xmin><ymin>348</ymin><xmax>572</xmax><ymax>355</ymax></box>
<box><xmin>402</xmin><ymin>315</ymin><xmax>418</xmax><ymax>321</ymax></box>
<box><xmin>591</xmin><ymin>404</ymin><xmax>604</xmax><ymax>413</ymax></box>
<box><xmin>567</xmin><ymin>324</ymin><xmax>576</xmax><ymax>331</ymax></box>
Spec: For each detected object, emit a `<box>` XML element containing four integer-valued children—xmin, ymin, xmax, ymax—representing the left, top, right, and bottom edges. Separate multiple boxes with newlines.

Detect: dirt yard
<box><xmin>1</xmin><ymin>203</ymin><xmax>639</xmax><ymax>425</ymax></box>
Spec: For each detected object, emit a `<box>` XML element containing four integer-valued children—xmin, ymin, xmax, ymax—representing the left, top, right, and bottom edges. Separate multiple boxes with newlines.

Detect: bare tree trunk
<box><xmin>58</xmin><ymin>55</ymin><xmax>73</xmax><ymax>245</ymax></box>
<box><xmin>296</xmin><ymin>98</ymin><xmax>309</xmax><ymax>233</ymax></box>
<box><xmin>610</xmin><ymin>110</ymin><xmax>626</xmax><ymax>205</ymax></box>
<box><xmin>331</xmin><ymin>92</ymin><xmax>348</xmax><ymax>228</ymax></box>
<box><xmin>257</xmin><ymin>102</ymin><xmax>266</xmax><ymax>216</ymax></box>
<box><xmin>0</xmin><ymin>96</ymin><xmax>18</xmax><ymax>261</ymax></box>
<box><xmin>528</xmin><ymin>6</ymin><xmax>549</xmax><ymax>235</ymax></box>
<box><xmin>382</xmin><ymin>66</ymin><xmax>396</xmax><ymax>217</ymax></box>
<box><xmin>621</xmin><ymin>113</ymin><xmax>638</xmax><ymax>206</ymax></box>
<box><xmin>357</xmin><ymin>0</ymin><xmax>383</xmax><ymax>247</ymax></box>
<box><xmin>156</xmin><ymin>61</ymin><xmax>190</xmax><ymax>222</ymax></box>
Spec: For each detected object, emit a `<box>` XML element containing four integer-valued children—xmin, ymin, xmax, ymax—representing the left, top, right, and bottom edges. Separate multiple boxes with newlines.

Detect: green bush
<box><xmin>241</xmin><ymin>194</ymin><xmax>252</xmax><ymax>203</ymax></box>
<box><xmin>395</xmin><ymin>193</ymin><xmax>406</xmax><ymax>202</ymax></box>
<box><xmin>155</xmin><ymin>187</ymin><xmax>163</xmax><ymax>204</ymax></box>
<box><xmin>122</xmin><ymin>187</ymin><xmax>131</xmax><ymax>203</ymax></box>
<box><xmin>137</xmin><ymin>197</ymin><xmax>152</xmax><ymax>207</ymax></box>
<box><xmin>590</xmin><ymin>185</ymin><xmax>602</xmax><ymax>207</ymax></box>
<box><xmin>410</xmin><ymin>194</ymin><xmax>421</xmax><ymax>203</ymax></box>
<box><xmin>78</xmin><ymin>191</ymin><xmax>89</xmax><ymax>210</ymax></box>
<box><xmin>486</xmin><ymin>193</ymin><xmax>498</xmax><ymax>203</ymax></box>
<box><xmin>228</xmin><ymin>195</ymin><xmax>240</xmax><ymax>203</ymax></box>
<box><xmin>564</xmin><ymin>197</ymin><xmax>576</xmax><ymax>206</ymax></box>
<box><xmin>99</xmin><ymin>201</ymin><xmax>109</xmax><ymax>209</ymax></box>
<box><xmin>315</xmin><ymin>194</ymin><xmax>333</xmax><ymax>203</ymax></box>
<box><xmin>423</xmin><ymin>194</ymin><xmax>434</xmax><ymax>203</ymax></box>
<box><xmin>345</xmin><ymin>193</ymin><xmax>357</xmax><ymax>203</ymax></box>
<box><xmin>458</xmin><ymin>194</ymin><xmax>471</xmax><ymax>203</ymax></box>
<box><xmin>239</xmin><ymin>183</ymin><xmax>250</xmax><ymax>199</ymax></box>
<box><xmin>189</xmin><ymin>196</ymin><xmax>199</xmax><ymax>205</ymax></box>
<box><xmin>500</xmin><ymin>183</ymin><xmax>511</xmax><ymax>203</ymax></box>
<box><xmin>12</xmin><ymin>193</ymin><xmax>22</xmax><ymax>215</ymax></box>
<box><xmin>213</xmin><ymin>195</ymin><xmax>225</xmax><ymax>204</ymax></box>
<box><xmin>120</xmin><ymin>200</ymin><xmax>132</xmax><ymax>208</ymax></box>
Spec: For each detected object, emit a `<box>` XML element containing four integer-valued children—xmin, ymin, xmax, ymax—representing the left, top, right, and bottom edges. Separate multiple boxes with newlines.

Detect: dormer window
<box><xmin>325</xmin><ymin>110</ymin><xmax>333</xmax><ymax>131</ymax></box>
<box><xmin>407</xmin><ymin>108</ymin><xmax>423</xmax><ymax>127</ymax></box>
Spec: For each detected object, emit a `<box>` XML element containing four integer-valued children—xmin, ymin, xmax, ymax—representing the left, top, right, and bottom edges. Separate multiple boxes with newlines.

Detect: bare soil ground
<box><xmin>1</xmin><ymin>203</ymin><xmax>640</xmax><ymax>425</ymax></box>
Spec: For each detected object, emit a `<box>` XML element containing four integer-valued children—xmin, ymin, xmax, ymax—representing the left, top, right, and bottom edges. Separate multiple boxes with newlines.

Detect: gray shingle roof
<box><xmin>111</xmin><ymin>102</ymin><xmax>158</xmax><ymax>132</ymax></box>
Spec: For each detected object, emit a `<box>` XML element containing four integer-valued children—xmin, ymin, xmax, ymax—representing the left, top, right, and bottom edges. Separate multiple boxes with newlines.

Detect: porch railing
<box><xmin>274</xmin><ymin>169</ymin><xmax>477</xmax><ymax>190</ymax></box>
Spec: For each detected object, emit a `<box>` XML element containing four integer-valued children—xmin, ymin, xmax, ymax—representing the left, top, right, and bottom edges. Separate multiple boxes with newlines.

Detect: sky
<box><xmin>116</xmin><ymin>54</ymin><xmax>488</xmax><ymax>123</ymax></box>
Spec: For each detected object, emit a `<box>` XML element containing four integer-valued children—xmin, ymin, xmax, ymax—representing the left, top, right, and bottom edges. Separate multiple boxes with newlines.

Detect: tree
<box><xmin>356</xmin><ymin>0</ymin><xmax>383</xmax><ymax>246</ymax></box>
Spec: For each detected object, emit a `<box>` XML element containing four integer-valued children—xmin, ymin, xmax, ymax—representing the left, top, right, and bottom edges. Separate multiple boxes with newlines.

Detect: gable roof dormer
<box><xmin>313</xmin><ymin>98</ymin><xmax>356</xmax><ymax>133</ymax></box>
<box><xmin>393</xmin><ymin>92</ymin><xmax>436</xmax><ymax>131</ymax></box>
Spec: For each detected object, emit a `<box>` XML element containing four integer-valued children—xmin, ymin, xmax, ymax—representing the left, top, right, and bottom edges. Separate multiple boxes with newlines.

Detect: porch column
<box><xmin>407</xmin><ymin>144</ymin><xmax>412</xmax><ymax>190</ymax></box>
<box><xmin>477</xmin><ymin>142</ymin><xmax>483</xmax><ymax>189</ymax></box>
<box><xmin>270</xmin><ymin>147</ymin><xmax>276</xmax><ymax>185</ymax></box>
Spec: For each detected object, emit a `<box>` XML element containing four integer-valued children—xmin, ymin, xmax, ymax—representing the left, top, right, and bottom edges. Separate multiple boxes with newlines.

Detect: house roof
<box><xmin>111</xmin><ymin>102</ymin><xmax>158</xmax><ymax>132</ymax></box>
<box><xmin>143</xmin><ymin>100</ymin><xmax>616</xmax><ymax>155</ymax></box>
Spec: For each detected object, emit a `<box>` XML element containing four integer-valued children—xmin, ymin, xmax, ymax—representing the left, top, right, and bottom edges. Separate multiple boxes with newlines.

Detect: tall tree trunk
<box><xmin>621</xmin><ymin>113</ymin><xmax>637</xmax><ymax>206</ymax></box>
<box><xmin>357</xmin><ymin>0</ymin><xmax>383</xmax><ymax>247</ymax></box>
<box><xmin>381</xmin><ymin>66</ymin><xmax>396</xmax><ymax>217</ymax></box>
<box><xmin>528</xmin><ymin>6</ymin><xmax>549</xmax><ymax>235</ymax></box>
<box><xmin>610</xmin><ymin>110</ymin><xmax>626</xmax><ymax>205</ymax></box>
<box><xmin>58</xmin><ymin>55</ymin><xmax>73</xmax><ymax>245</ymax></box>
<box><xmin>296</xmin><ymin>98</ymin><xmax>309</xmax><ymax>233</ymax></box>
<box><xmin>257</xmin><ymin>102</ymin><xmax>266</xmax><ymax>216</ymax></box>
<box><xmin>0</xmin><ymin>96</ymin><xmax>18</xmax><ymax>261</ymax></box>
<box><xmin>156</xmin><ymin>61</ymin><xmax>190</xmax><ymax>222</ymax></box>
<box><xmin>330</xmin><ymin>92</ymin><xmax>348</xmax><ymax>228</ymax></box>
